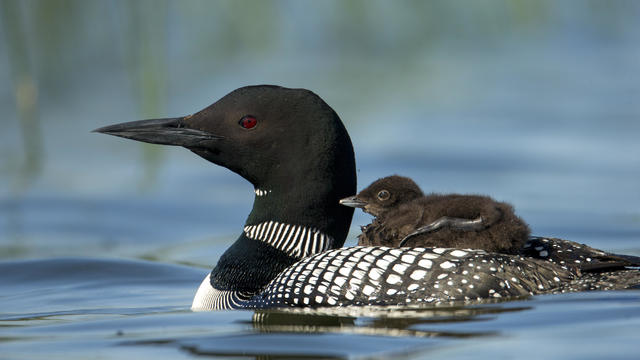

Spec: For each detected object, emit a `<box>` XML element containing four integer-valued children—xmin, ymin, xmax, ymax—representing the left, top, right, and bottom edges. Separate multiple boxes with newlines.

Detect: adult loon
<box><xmin>339</xmin><ymin>175</ymin><xmax>530</xmax><ymax>253</ymax></box>
<box><xmin>95</xmin><ymin>85</ymin><xmax>640</xmax><ymax>310</ymax></box>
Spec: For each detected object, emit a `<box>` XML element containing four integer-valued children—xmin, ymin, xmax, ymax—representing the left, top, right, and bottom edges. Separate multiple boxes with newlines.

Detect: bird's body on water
<box><xmin>95</xmin><ymin>85</ymin><xmax>640</xmax><ymax>310</ymax></box>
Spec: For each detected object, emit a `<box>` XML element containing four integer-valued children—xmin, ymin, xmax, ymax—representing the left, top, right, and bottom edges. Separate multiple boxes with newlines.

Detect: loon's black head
<box><xmin>95</xmin><ymin>85</ymin><xmax>357</xmax><ymax>246</ymax></box>
<box><xmin>340</xmin><ymin>175</ymin><xmax>423</xmax><ymax>217</ymax></box>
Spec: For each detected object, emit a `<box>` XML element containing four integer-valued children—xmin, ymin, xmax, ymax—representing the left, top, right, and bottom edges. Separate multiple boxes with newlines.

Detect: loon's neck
<box><xmin>209</xmin><ymin>228</ymin><xmax>335</xmax><ymax>295</ymax></box>
<box><xmin>209</xmin><ymin>234</ymin><xmax>298</xmax><ymax>293</ymax></box>
<box><xmin>210</xmin><ymin>188</ymin><xmax>340</xmax><ymax>295</ymax></box>
<box><xmin>246</xmin><ymin>179</ymin><xmax>354</xmax><ymax>245</ymax></box>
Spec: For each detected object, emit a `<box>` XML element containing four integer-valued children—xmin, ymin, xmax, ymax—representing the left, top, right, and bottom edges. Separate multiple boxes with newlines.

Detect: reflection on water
<box><xmin>251</xmin><ymin>304</ymin><xmax>531</xmax><ymax>338</ymax></box>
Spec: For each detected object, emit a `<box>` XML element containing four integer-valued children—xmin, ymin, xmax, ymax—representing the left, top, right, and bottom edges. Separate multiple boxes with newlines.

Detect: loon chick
<box><xmin>95</xmin><ymin>85</ymin><xmax>638</xmax><ymax>310</ymax></box>
<box><xmin>340</xmin><ymin>175</ymin><xmax>530</xmax><ymax>254</ymax></box>
<box><xmin>343</xmin><ymin>176</ymin><xmax>640</xmax><ymax>275</ymax></box>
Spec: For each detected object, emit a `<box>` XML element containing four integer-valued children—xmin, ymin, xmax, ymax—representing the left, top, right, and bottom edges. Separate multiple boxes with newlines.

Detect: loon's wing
<box><xmin>399</xmin><ymin>216</ymin><xmax>484</xmax><ymax>247</ymax></box>
<box><xmin>522</xmin><ymin>236</ymin><xmax>640</xmax><ymax>273</ymax></box>
<box><xmin>563</xmin><ymin>269</ymin><xmax>640</xmax><ymax>292</ymax></box>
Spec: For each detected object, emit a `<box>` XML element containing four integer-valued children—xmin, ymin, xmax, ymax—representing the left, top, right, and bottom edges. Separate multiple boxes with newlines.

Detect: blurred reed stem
<box><xmin>0</xmin><ymin>0</ymin><xmax>43</xmax><ymax>192</ymax></box>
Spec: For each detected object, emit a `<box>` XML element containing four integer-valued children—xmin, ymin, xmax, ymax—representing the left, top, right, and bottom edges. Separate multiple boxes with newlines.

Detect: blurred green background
<box><xmin>1</xmin><ymin>0</ymin><xmax>639</xmax><ymax>261</ymax></box>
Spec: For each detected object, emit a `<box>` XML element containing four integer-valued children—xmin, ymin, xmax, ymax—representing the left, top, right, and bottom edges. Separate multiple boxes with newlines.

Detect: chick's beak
<box><xmin>339</xmin><ymin>196</ymin><xmax>367</xmax><ymax>208</ymax></box>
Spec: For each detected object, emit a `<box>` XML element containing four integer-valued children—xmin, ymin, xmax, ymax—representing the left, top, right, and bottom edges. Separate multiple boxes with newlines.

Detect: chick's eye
<box><xmin>239</xmin><ymin>115</ymin><xmax>258</xmax><ymax>129</ymax></box>
<box><xmin>377</xmin><ymin>190</ymin><xmax>390</xmax><ymax>201</ymax></box>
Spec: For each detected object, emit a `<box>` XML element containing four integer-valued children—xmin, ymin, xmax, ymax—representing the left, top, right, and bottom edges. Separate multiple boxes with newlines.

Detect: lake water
<box><xmin>1</xmin><ymin>1</ymin><xmax>640</xmax><ymax>359</ymax></box>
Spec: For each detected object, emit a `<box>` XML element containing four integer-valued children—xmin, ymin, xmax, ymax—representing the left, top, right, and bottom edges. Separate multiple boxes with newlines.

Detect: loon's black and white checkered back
<box><xmin>249</xmin><ymin>246</ymin><xmax>572</xmax><ymax>308</ymax></box>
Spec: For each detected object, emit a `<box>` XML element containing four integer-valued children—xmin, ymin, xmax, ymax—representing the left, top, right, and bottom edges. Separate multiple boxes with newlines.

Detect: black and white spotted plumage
<box><xmin>522</xmin><ymin>237</ymin><xmax>640</xmax><ymax>273</ymax></box>
<box><xmin>193</xmin><ymin>240</ymin><xmax>575</xmax><ymax>310</ymax></box>
<box><xmin>249</xmin><ymin>246</ymin><xmax>572</xmax><ymax>308</ymax></box>
<box><xmin>193</xmin><ymin>234</ymin><xmax>640</xmax><ymax>310</ymax></box>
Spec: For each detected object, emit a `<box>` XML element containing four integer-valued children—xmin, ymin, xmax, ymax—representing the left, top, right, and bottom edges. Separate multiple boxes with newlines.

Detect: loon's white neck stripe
<box><xmin>273</xmin><ymin>223</ymin><xmax>287</xmax><ymax>248</ymax></box>
<box><xmin>258</xmin><ymin>222</ymin><xmax>268</xmax><ymax>239</ymax></box>
<box><xmin>272</xmin><ymin>222</ymin><xmax>285</xmax><ymax>245</ymax></box>
<box><xmin>266</xmin><ymin>221</ymin><xmax>277</xmax><ymax>243</ymax></box>
<box><xmin>286</xmin><ymin>226</ymin><xmax>302</xmax><ymax>254</ymax></box>
<box><xmin>244</xmin><ymin>221</ymin><xmax>333</xmax><ymax>258</ymax></box>
<box><xmin>276</xmin><ymin>224</ymin><xmax>291</xmax><ymax>249</ymax></box>
<box><xmin>255</xmin><ymin>189</ymin><xmax>271</xmax><ymax>196</ymax></box>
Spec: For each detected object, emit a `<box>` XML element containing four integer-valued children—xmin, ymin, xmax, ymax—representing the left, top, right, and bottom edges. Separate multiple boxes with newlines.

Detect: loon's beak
<box><xmin>93</xmin><ymin>117</ymin><xmax>222</xmax><ymax>148</ymax></box>
<box><xmin>339</xmin><ymin>196</ymin><xmax>367</xmax><ymax>208</ymax></box>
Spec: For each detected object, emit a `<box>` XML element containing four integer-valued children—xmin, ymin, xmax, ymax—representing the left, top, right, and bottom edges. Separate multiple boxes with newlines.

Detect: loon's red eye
<box><xmin>239</xmin><ymin>115</ymin><xmax>257</xmax><ymax>129</ymax></box>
